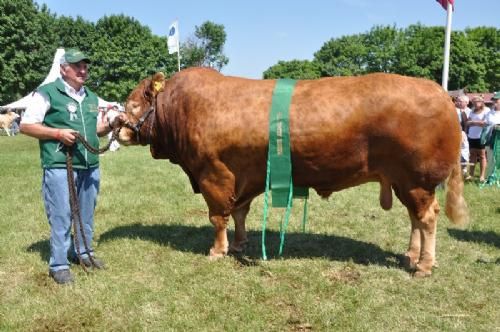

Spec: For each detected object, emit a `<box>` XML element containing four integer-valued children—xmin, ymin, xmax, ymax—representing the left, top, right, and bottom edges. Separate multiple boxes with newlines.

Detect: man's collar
<box><xmin>55</xmin><ymin>77</ymin><xmax>86</xmax><ymax>96</ymax></box>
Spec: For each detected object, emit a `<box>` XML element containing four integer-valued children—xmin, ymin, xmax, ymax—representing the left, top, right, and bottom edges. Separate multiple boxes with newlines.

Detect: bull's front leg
<box><xmin>208</xmin><ymin>212</ymin><xmax>231</xmax><ymax>258</ymax></box>
<box><xmin>199</xmin><ymin>166</ymin><xmax>236</xmax><ymax>259</ymax></box>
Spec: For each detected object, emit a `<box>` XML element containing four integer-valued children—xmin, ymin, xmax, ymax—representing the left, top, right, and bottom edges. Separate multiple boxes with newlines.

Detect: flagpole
<box><xmin>441</xmin><ymin>1</ymin><xmax>453</xmax><ymax>91</ymax></box>
<box><xmin>176</xmin><ymin>20</ymin><xmax>181</xmax><ymax>72</ymax></box>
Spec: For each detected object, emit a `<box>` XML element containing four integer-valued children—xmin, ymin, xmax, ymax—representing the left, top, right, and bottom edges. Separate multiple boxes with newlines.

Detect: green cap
<box><xmin>493</xmin><ymin>91</ymin><xmax>500</xmax><ymax>100</ymax></box>
<box><xmin>63</xmin><ymin>48</ymin><xmax>90</xmax><ymax>64</ymax></box>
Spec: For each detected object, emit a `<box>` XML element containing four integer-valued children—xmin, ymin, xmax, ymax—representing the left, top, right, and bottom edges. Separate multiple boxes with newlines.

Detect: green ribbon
<box><xmin>261</xmin><ymin>79</ymin><xmax>309</xmax><ymax>260</ymax></box>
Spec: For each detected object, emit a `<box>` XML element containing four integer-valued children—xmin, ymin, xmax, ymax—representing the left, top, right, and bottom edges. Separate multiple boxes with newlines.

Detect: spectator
<box><xmin>454</xmin><ymin>96</ymin><xmax>471</xmax><ymax>174</ymax></box>
<box><xmin>466</xmin><ymin>95</ymin><xmax>489</xmax><ymax>182</ymax></box>
<box><xmin>455</xmin><ymin>95</ymin><xmax>471</xmax><ymax>132</ymax></box>
<box><xmin>483</xmin><ymin>92</ymin><xmax>500</xmax><ymax>184</ymax></box>
<box><xmin>486</xmin><ymin>92</ymin><xmax>500</xmax><ymax>125</ymax></box>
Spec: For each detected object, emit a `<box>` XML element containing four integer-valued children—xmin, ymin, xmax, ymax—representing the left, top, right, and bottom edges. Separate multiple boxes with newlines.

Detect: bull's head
<box><xmin>118</xmin><ymin>72</ymin><xmax>165</xmax><ymax>145</ymax></box>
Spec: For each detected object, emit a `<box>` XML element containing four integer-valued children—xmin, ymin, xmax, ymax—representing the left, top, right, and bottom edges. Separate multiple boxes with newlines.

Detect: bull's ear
<box><xmin>149</xmin><ymin>72</ymin><xmax>166</xmax><ymax>97</ymax></box>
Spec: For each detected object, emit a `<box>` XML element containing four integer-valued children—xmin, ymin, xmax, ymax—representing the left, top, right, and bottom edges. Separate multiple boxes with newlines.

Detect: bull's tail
<box><xmin>445</xmin><ymin>160</ymin><xmax>469</xmax><ymax>226</ymax></box>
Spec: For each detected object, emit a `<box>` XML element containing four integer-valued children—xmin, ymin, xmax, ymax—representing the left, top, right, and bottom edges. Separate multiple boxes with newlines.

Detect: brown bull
<box><xmin>118</xmin><ymin>67</ymin><xmax>468</xmax><ymax>277</ymax></box>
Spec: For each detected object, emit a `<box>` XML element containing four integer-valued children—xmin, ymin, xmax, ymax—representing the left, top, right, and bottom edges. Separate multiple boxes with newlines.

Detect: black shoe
<box><xmin>72</xmin><ymin>256</ymin><xmax>106</xmax><ymax>269</ymax></box>
<box><xmin>49</xmin><ymin>269</ymin><xmax>74</xmax><ymax>284</ymax></box>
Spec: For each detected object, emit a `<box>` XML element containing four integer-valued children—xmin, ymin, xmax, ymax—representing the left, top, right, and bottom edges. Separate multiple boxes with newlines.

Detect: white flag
<box><xmin>167</xmin><ymin>20</ymin><xmax>179</xmax><ymax>54</ymax></box>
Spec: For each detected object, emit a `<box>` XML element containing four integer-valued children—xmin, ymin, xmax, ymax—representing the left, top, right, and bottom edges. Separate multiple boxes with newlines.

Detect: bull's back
<box><xmin>288</xmin><ymin>74</ymin><xmax>460</xmax><ymax>189</ymax></box>
<box><xmin>171</xmin><ymin>69</ymin><xmax>459</xmax><ymax>191</ymax></box>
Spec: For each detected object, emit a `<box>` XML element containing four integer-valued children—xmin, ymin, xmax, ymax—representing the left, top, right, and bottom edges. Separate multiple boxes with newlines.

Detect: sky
<box><xmin>37</xmin><ymin>0</ymin><xmax>499</xmax><ymax>79</ymax></box>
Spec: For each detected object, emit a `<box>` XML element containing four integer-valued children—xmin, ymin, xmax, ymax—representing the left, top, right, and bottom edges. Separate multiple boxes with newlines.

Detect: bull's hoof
<box><xmin>402</xmin><ymin>254</ymin><xmax>418</xmax><ymax>271</ymax></box>
<box><xmin>228</xmin><ymin>240</ymin><xmax>248</xmax><ymax>254</ymax></box>
<box><xmin>413</xmin><ymin>269</ymin><xmax>432</xmax><ymax>278</ymax></box>
<box><xmin>209</xmin><ymin>247</ymin><xmax>227</xmax><ymax>260</ymax></box>
<box><xmin>413</xmin><ymin>263</ymin><xmax>433</xmax><ymax>278</ymax></box>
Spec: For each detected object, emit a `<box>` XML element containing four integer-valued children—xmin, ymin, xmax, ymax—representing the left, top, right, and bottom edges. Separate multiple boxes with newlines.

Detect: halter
<box><xmin>124</xmin><ymin>98</ymin><xmax>156</xmax><ymax>144</ymax></box>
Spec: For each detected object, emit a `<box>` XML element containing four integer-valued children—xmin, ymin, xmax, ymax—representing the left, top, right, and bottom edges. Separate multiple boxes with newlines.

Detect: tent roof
<box><xmin>1</xmin><ymin>48</ymin><xmax>64</xmax><ymax>110</ymax></box>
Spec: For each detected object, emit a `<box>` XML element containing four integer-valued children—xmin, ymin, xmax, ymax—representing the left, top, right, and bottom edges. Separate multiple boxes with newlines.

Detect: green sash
<box><xmin>262</xmin><ymin>79</ymin><xmax>309</xmax><ymax>260</ymax></box>
<box><xmin>268</xmin><ymin>79</ymin><xmax>308</xmax><ymax>206</ymax></box>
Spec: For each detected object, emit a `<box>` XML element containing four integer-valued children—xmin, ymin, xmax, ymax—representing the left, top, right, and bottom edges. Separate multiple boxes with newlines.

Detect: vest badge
<box><xmin>67</xmin><ymin>102</ymin><xmax>78</xmax><ymax>121</ymax></box>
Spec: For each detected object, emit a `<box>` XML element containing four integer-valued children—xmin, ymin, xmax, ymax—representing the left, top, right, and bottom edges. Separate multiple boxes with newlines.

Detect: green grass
<box><xmin>1</xmin><ymin>135</ymin><xmax>499</xmax><ymax>331</ymax></box>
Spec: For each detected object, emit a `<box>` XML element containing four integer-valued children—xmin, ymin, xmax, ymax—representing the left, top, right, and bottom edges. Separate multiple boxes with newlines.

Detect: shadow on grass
<box><xmin>27</xmin><ymin>240</ymin><xmax>50</xmax><ymax>262</ymax></box>
<box><xmin>447</xmin><ymin>228</ymin><xmax>500</xmax><ymax>249</ymax></box>
<box><xmin>97</xmin><ymin>222</ymin><xmax>403</xmax><ymax>268</ymax></box>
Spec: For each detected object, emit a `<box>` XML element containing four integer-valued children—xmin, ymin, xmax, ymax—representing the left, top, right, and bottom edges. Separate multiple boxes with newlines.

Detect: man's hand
<box><xmin>57</xmin><ymin>128</ymin><xmax>79</xmax><ymax>146</ymax></box>
<box><xmin>108</xmin><ymin>112</ymin><xmax>127</xmax><ymax>129</ymax></box>
<box><xmin>107</xmin><ymin>110</ymin><xmax>127</xmax><ymax>129</ymax></box>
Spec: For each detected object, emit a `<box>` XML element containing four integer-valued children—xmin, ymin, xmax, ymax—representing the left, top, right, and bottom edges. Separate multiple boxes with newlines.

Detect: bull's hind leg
<box><xmin>402</xmin><ymin>189</ymin><xmax>440</xmax><ymax>277</ymax></box>
<box><xmin>229</xmin><ymin>201</ymin><xmax>251</xmax><ymax>254</ymax></box>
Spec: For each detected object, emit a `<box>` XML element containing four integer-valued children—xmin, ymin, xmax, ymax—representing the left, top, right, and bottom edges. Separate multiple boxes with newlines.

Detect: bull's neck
<box><xmin>149</xmin><ymin>111</ymin><xmax>178</xmax><ymax>162</ymax></box>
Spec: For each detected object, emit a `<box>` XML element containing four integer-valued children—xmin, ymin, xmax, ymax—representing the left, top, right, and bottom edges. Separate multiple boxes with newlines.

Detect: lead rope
<box><xmin>66</xmin><ymin>128</ymin><xmax>121</xmax><ymax>271</ymax></box>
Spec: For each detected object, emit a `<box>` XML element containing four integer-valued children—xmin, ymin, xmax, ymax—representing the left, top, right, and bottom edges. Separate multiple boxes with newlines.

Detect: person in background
<box><xmin>486</xmin><ymin>92</ymin><xmax>500</xmax><ymax>124</ymax></box>
<box><xmin>19</xmin><ymin>48</ymin><xmax>122</xmax><ymax>284</ymax></box>
<box><xmin>454</xmin><ymin>95</ymin><xmax>471</xmax><ymax>175</ymax></box>
<box><xmin>483</xmin><ymin>92</ymin><xmax>500</xmax><ymax>184</ymax></box>
<box><xmin>455</xmin><ymin>95</ymin><xmax>471</xmax><ymax>132</ymax></box>
<box><xmin>466</xmin><ymin>95</ymin><xmax>490</xmax><ymax>182</ymax></box>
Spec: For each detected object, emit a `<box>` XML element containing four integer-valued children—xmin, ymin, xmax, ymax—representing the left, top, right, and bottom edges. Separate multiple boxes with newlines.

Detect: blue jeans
<box><xmin>42</xmin><ymin>167</ymin><xmax>100</xmax><ymax>272</ymax></box>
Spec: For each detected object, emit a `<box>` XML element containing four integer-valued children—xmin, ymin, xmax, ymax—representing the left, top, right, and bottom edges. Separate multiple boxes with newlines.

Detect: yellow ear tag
<box><xmin>153</xmin><ymin>81</ymin><xmax>164</xmax><ymax>93</ymax></box>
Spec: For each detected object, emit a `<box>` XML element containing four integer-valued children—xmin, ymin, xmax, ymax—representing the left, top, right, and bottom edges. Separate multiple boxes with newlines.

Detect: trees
<box><xmin>52</xmin><ymin>16</ymin><xmax>96</xmax><ymax>54</ymax></box>
<box><xmin>268</xmin><ymin>24</ymin><xmax>498</xmax><ymax>92</ymax></box>
<box><xmin>263</xmin><ymin>60</ymin><xmax>321</xmax><ymax>79</ymax></box>
<box><xmin>0</xmin><ymin>0</ymin><xmax>58</xmax><ymax>102</ymax></box>
<box><xmin>90</xmin><ymin>15</ymin><xmax>175</xmax><ymax>101</ymax></box>
<box><xmin>314</xmin><ymin>34</ymin><xmax>368</xmax><ymax>77</ymax></box>
<box><xmin>0</xmin><ymin>1</ymin><xmax>228</xmax><ymax>104</ymax></box>
<box><xmin>181</xmin><ymin>21</ymin><xmax>229</xmax><ymax>71</ymax></box>
<box><xmin>0</xmin><ymin>0</ymin><xmax>496</xmax><ymax>104</ymax></box>
<box><xmin>464</xmin><ymin>27</ymin><xmax>499</xmax><ymax>91</ymax></box>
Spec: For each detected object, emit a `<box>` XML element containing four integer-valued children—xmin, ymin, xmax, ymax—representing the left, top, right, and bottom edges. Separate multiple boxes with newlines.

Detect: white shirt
<box><xmin>486</xmin><ymin>110</ymin><xmax>500</xmax><ymax>126</ymax></box>
<box><xmin>21</xmin><ymin>79</ymin><xmax>86</xmax><ymax>124</ymax></box>
<box><xmin>467</xmin><ymin>109</ymin><xmax>489</xmax><ymax>139</ymax></box>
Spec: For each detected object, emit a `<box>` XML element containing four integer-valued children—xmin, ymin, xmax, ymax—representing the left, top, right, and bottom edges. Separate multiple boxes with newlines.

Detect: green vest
<box><xmin>38</xmin><ymin>78</ymin><xmax>100</xmax><ymax>169</ymax></box>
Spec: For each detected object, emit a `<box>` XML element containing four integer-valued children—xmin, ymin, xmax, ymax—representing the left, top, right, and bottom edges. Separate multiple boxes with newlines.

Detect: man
<box><xmin>20</xmin><ymin>48</ymin><xmax>119</xmax><ymax>284</ymax></box>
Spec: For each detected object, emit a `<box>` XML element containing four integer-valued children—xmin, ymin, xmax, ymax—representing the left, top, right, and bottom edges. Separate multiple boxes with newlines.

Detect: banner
<box><xmin>167</xmin><ymin>20</ymin><xmax>179</xmax><ymax>54</ymax></box>
<box><xmin>436</xmin><ymin>0</ymin><xmax>454</xmax><ymax>10</ymax></box>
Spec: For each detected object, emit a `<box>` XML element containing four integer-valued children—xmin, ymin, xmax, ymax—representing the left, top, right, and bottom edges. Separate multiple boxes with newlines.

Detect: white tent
<box><xmin>1</xmin><ymin>48</ymin><xmax>117</xmax><ymax>110</ymax></box>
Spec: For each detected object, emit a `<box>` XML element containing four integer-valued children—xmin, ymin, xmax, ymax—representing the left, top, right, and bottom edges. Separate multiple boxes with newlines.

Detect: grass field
<box><xmin>0</xmin><ymin>135</ymin><xmax>499</xmax><ymax>331</ymax></box>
